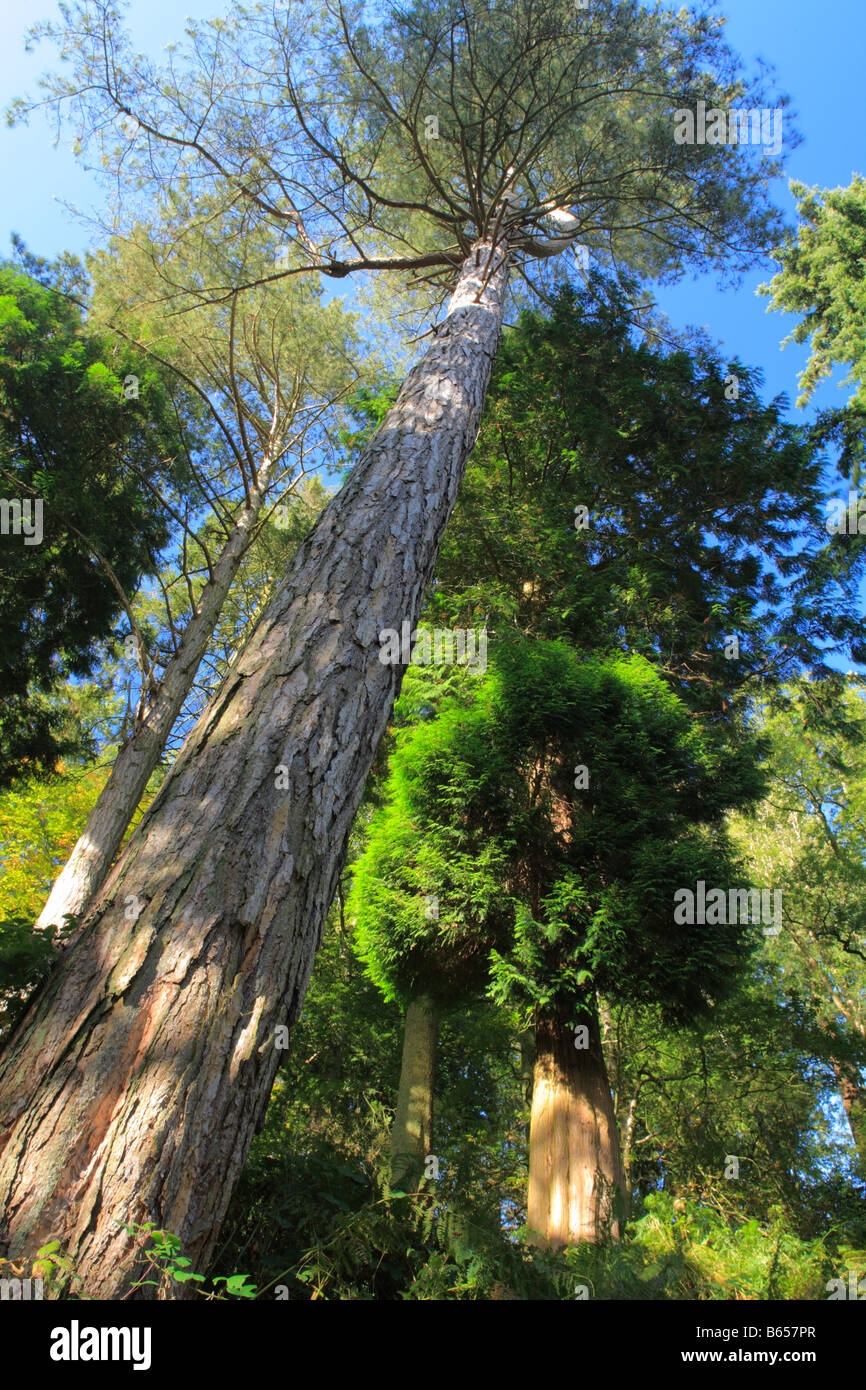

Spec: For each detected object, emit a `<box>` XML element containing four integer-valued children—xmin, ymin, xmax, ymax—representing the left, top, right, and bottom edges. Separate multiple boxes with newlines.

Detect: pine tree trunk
<box><xmin>0</xmin><ymin>237</ymin><xmax>509</xmax><ymax>1297</ymax></box>
<box><xmin>36</xmin><ymin>468</ymin><xmax>278</xmax><ymax>935</ymax></box>
<box><xmin>526</xmin><ymin>1003</ymin><xmax>626</xmax><ymax>1248</ymax></box>
<box><xmin>390</xmin><ymin>994</ymin><xmax>437</xmax><ymax>1191</ymax></box>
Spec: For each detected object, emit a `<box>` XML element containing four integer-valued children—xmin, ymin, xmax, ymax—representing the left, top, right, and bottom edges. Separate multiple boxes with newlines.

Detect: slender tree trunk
<box><xmin>831</xmin><ymin>1056</ymin><xmax>866</xmax><ymax>1169</ymax></box>
<box><xmin>390</xmin><ymin>994</ymin><xmax>437</xmax><ymax>1191</ymax></box>
<box><xmin>0</xmin><ymin>237</ymin><xmax>509</xmax><ymax>1297</ymax></box>
<box><xmin>526</xmin><ymin>1002</ymin><xmax>626</xmax><ymax>1248</ymax></box>
<box><xmin>37</xmin><ymin>462</ymin><xmax>279</xmax><ymax>935</ymax></box>
<box><xmin>621</xmin><ymin>1084</ymin><xmax>643</xmax><ymax>1201</ymax></box>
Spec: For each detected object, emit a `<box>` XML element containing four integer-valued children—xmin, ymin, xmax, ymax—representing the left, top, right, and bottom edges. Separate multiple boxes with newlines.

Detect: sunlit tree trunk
<box><xmin>390</xmin><ymin>994</ymin><xmax>437</xmax><ymax>1191</ymax></box>
<box><xmin>0</xmin><ymin>237</ymin><xmax>510</xmax><ymax>1298</ymax></box>
<box><xmin>526</xmin><ymin>1003</ymin><xmax>626</xmax><ymax>1248</ymax></box>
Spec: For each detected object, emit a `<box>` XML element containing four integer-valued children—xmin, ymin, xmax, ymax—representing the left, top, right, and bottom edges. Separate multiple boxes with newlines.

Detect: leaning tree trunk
<box><xmin>0</xmin><ymin>237</ymin><xmax>509</xmax><ymax>1298</ymax></box>
<box><xmin>390</xmin><ymin>994</ymin><xmax>438</xmax><ymax>1191</ymax></box>
<box><xmin>526</xmin><ymin>1002</ymin><xmax>626</xmax><ymax>1249</ymax></box>
<box><xmin>36</xmin><ymin>457</ymin><xmax>280</xmax><ymax>937</ymax></box>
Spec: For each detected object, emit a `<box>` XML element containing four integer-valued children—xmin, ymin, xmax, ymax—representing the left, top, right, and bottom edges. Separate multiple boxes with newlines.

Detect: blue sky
<box><xmin>650</xmin><ymin>0</ymin><xmax>864</xmax><ymax>421</ymax></box>
<box><xmin>1</xmin><ymin>0</ymin><xmax>863</xmax><ymax>433</ymax></box>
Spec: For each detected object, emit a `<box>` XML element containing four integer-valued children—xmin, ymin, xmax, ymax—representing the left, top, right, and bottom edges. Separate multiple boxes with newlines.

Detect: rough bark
<box><xmin>526</xmin><ymin>1004</ymin><xmax>626</xmax><ymax>1249</ymax></box>
<box><xmin>390</xmin><ymin>994</ymin><xmax>437</xmax><ymax>1191</ymax></box>
<box><xmin>0</xmin><ymin>236</ymin><xmax>510</xmax><ymax>1298</ymax></box>
<box><xmin>36</xmin><ymin>473</ymin><xmax>276</xmax><ymax>936</ymax></box>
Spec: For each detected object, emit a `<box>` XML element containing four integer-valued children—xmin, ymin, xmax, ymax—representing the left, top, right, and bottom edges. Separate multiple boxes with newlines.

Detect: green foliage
<box><xmin>0</xmin><ymin>765</ymin><xmax>108</xmax><ymax>921</ymax></box>
<box><xmin>337</xmin><ymin>382</ymin><xmax>399</xmax><ymax>474</ymax></box>
<box><xmin>214</xmin><ymin>789</ymin><xmax>866</xmax><ymax>1300</ymax></box>
<box><xmin>0</xmin><ymin>1225</ymin><xmax>256</xmax><ymax>1303</ymax></box>
<box><xmin>0</xmin><ymin>1239</ymin><xmax>78</xmax><ymax>1299</ymax></box>
<box><xmin>579</xmin><ymin>1192</ymin><xmax>842</xmax><ymax>1301</ymax></box>
<box><xmin>728</xmin><ymin>678</ymin><xmax>866</xmax><ymax>1179</ymax></box>
<box><xmin>263</xmin><ymin>1182</ymin><xmax>846</xmax><ymax>1301</ymax></box>
<box><xmin>349</xmin><ymin>658</ymin><xmax>514</xmax><ymax>1006</ymax></box>
<box><xmin>351</xmin><ymin>636</ymin><xmax>764</xmax><ymax>1021</ymax></box>
<box><xmin>762</xmin><ymin>176</ymin><xmax>866</xmax><ymax>416</ymax></box>
<box><xmin>609</xmin><ymin>982</ymin><xmax>866</xmax><ymax>1238</ymax></box>
<box><xmin>760</xmin><ymin>175</ymin><xmax>866</xmax><ymax>487</ymax></box>
<box><xmin>0</xmin><ymin>915</ymin><xmax>66</xmax><ymax>1039</ymax></box>
<box><xmin>0</xmin><ymin>759</ymin><xmax>163</xmax><ymax>1037</ymax></box>
<box><xmin>121</xmin><ymin>1223</ymin><xmax>257</xmax><ymax>1300</ymax></box>
<box><xmin>432</xmin><ymin>277</ymin><xmax>866</xmax><ymax>701</ymax></box>
<box><xmin>0</xmin><ymin>763</ymin><xmax>107</xmax><ymax>1037</ymax></box>
<box><xmin>0</xmin><ymin>254</ymin><xmax>198</xmax><ymax>785</ymax></box>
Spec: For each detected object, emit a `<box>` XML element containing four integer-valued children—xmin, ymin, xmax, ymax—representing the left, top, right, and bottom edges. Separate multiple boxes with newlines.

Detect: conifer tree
<box><xmin>0</xmin><ymin>258</ymin><xmax>192</xmax><ymax>787</ymax></box>
<box><xmin>350</xmin><ymin>640</ymin><xmax>764</xmax><ymax>1245</ymax></box>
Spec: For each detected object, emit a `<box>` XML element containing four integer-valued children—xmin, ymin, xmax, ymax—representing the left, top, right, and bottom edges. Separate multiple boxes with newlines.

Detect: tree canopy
<box><xmin>0</xmin><ymin>255</ymin><xmax>195</xmax><ymax>786</ymax></box>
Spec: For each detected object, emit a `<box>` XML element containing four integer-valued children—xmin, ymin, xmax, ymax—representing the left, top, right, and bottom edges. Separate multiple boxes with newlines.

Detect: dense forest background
<box><xmin>0</xmin><ymin>0</ymin><xmax>865</xmax><ymax>1302</ymax></box>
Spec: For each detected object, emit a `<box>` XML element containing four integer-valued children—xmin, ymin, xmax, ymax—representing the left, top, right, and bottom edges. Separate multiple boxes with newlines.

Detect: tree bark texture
<box><xmin>390</xmin><ymin>994</ymin><xmax>437</xmax><ymax>1191</ymax></box>
<box><xmin>0</xmin><ymin>237</ymin><xmax>510</xmax><ymax>1297</ymax></box>
<box><xmin>526</xmin><ymin>1004</ymin><xmax>626</xmax><ymax>1248</ymax></box>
